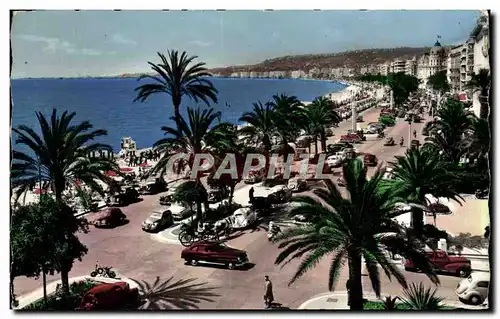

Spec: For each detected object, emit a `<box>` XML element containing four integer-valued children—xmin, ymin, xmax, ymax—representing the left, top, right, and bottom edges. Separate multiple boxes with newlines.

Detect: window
<box><xmin>477</xmin><ymin>281</ymin><xmax>489</xmax><ymax>288</ymax></box>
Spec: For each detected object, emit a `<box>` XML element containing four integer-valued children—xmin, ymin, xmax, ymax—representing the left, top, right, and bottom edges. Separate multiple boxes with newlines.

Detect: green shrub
<box><xmin>22</xmin><ymin>280</ymin><xmax>98</xmax><ymax>311</ymax></box>
<box><xmin>379</xmin><ymin>116</ymin><xmax>395</xmax><ymax>126</ymax></box>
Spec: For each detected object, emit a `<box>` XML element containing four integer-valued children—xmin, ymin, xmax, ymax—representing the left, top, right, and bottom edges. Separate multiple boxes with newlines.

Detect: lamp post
<box><xmin>37</xmin><ymin>156</ymin><xmax>48</xmax><ymax>304</ymax></box>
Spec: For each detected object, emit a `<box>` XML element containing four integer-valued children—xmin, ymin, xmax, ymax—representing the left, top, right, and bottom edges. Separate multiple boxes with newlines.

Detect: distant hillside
<box><xmin>209</xmin><ymin>47</ymin><xmax>431</xmax><ymax>75</ymax></box>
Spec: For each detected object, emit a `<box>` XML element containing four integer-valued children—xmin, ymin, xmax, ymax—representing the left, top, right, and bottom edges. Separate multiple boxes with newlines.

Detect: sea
<box><xmin>11</xmin><ymin>77</ymin><xmax>347</xmax><ymax>152</ymax></box>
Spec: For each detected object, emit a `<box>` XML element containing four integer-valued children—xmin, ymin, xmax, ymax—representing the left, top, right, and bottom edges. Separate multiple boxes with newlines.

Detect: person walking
<box><xmin>413</xmin><ymin>129</ymin><xmax>417</xmax><ymax>138</ymax></box>
<box><xmin>264</xmin><ymin>275</ymin><xmax>274</xmax><ymax>308</ymax></box>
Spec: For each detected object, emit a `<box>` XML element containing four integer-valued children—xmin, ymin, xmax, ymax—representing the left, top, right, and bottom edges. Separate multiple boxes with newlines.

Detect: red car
<box><xmin>181</xmin><ymin>241</ymin><xmax>249</xmax><ymax>270</ymax></box>
<box><xmin>78</xmin><ymin>282</ymin><xmax>139</xmax><ymax>310</ymax></box>
<box><xmin>363</xmin><ymin>153</ymin><xmax>378</xmax><ymax>166</ymax></box>
<box><xmin>404</xmin><ymin>250</ymin><xmax>471</xmax><ymax>277</ymax></box>
<box><xmin>87</xmin><ymin>207</ymin><xmax>127</xmax><ymax>228</ymax></box>
<box><xmin>340</xmin><ymin>133</ymin><xmax>362</xmax><ymax>144</ymax></box>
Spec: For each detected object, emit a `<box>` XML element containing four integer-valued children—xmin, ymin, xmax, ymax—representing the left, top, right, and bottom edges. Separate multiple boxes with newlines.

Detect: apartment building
<box><xmin>390</xmin><ymin>60</ymin><xmax>406</xmax><ymax>73</ymax></box>
<box><xmin>447</xmin><ymin>44</ymin><xmax>463</xmax><ymax>93</ymax></box>
<box><xmin>469</xmin><ymin>10</ymin><xmax>490</xmax><ymax>117</ymax></box>
<box><xmin>405</xmin><ymin>57</ymin><xmax>417</xmax><ymax>76</ymax></box>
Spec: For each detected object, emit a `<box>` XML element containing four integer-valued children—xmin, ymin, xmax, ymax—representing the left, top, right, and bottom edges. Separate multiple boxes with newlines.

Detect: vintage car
<box><xmin>356</xmin><ymin>115</ymin><xmax>364</xmax><ymax>122</ymax></box>
<box><xmin>168</xmin><ymin>203</ymin><xmax>195</xmax><ymax>221</ymax></box>
<box><xmin>363</xmin><ymin>153</ymin><xmax>378</xmax><ymax>166</ymax></box>
<box><xmin>138</xmin><ymin>177</ymin><xmax>167</xmax><ymax>195</ymax></box>
<box><xmin>456</xmin><ymin>272</ymin><xmax>490</xmax><ymax>305</ymax></box>
<box><xmin>326</xmin><ymin>142</ymin><xmax>354</xmax><ymax>155</ymax></box>
<box><xmin>287</xmin><ymin>177</ymin><xmax>308</xmax><ymax>192</ymax></box>
<box><xmin>413</xmin><ymin>115</ymin><xmax>422</xmax><ymax>123</ymax></box>
<box><xmin>425</xmin><ymin>203</ymin><xmax>452</xmax><ymax>216</ymax></box>
<box><xmin>340</xmin><ymin>133</ymin><xmax>362</xmax><ymax>144</ymax></box>
<box><xmin>384</xmin><ymin>137</ymin><xmax>395</xmax><ymax>146</ymax></box>
<box><xmin>106</xmin><ymin>187</ymin><xmax>139</xmax><ymax>207</ymax></box>
<box><xmin>404</xmin><ymin>250</ymin><xmax>471</xmax><ymax>277</ymax></box>
<box><xmin>78</xmin><ymin>281</ymin><xmax>139</xmax><ymax>310</ymax></box>
<box><xmin>254</xmin><ymin>182</ymin><xmax>293</xmax><ymax>204</ymax></box>
<box><xmin>326</xmin><ymin>153</ymin><xmax>344</xmax><ymax>168</ymax></box>
<box><xmin>181</xmin><ymin>241</ymin><xmax>250</xmax><ymax>270</ymax></box>
<box><xmin>382</xmin><ymin>167</ymin><xmax>395</xmax><ymax>180</ymax></box>
<box><xmin>232</xmin><ymin>207</ymin><xmax>258</xmax><ymax>229</ymax></box>
<box><xmin>88</xmin><ymin>207</ymin><xmax>127</xmax><ymax>228</ymax></box>
<box><xmin>142</xmin><ymin>209</ymin><xmax>174</xmax><ymax>232</ymax></box>
<box><xmin>159</xmin><ymin>190</ymin><xmax>174</xmax><ymax>205</ymax></box>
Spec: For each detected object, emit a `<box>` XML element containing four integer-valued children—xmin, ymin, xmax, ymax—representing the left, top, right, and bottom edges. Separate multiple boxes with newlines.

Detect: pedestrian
<box><xmin>249</xmin><ymin>187</ymin><xmax>254</xmax><ymax>204</ymax></box>
<box><xmin>413</xmin><ymin>129</ymin><xmax>417</xmax><ymax>138</ymax></box>
<box><xmin>263</xmin><ymin>275</ymin><xmax>274</xmax><ymax>308</ymax></box>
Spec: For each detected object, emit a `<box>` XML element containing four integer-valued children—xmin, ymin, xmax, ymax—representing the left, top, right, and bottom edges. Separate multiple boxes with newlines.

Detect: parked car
<box><xmin>181</xmin><ymin>241</ymin><xmax>250</xmax><ymax>270</ymax></box>
<box><xmin>88</xmin><ymin>207</ymin><xmax>127</xmax><ymax>228</ymax></box>
<box><xmin>287</xmin><ymin>177</ymin><xmax>307</xmax><ymax>192</ymax></box>
<box><xmin>326</xmin><ymin>153</ymin><xmax>344</xmax><ymax>167</ymax></box>
<box><xmin>142</xmin><ymin>209</ymin><xmax>174</xmax><ymax>232</ymax></box>
<box><xmin>159</xmin><ymin>190</ymin><xmax>174</xmax><ymax>205</ymax></box>
<box><xmin>363</xmin><ymin>153</ymin><xmax>378</xmax><ymax>166</ymax></box>
<box><xmin>169</xmin><ymin>203</ymin><xmax>195</xmax><ymax>221</ymax></box>
<box><xmin>404</xmin><ymin>250</ymin><xmax>471</xmax><ymax>277</ymax></box>
<box><xmin>413</xmin><ymin>115</ymin><xmax>422</xmax><ymax>123</ymax></box>
<box><xmin>138</xmin><ymin>177</ymin><xmax>167</xmax><ymax>195</ymax></box>
<box><xmin>106</xmin><ymin>187</ymin><xmax>139</xmax><ymax>206</ymax></box>
<box><xmin>382</xmin><ymin>167</ymin><xmax>395</xmax><ymax>180</ymax></box>
<box><xmin>340</xmin><ymin>133</ymin><xmax>362</xmax><ymax>144</ymax></box>
<box><xmin>356</xmin><ymin>115</ymin><xmax>364</xmax><ymax>122</ymax></box>
<box><xmin>232</xmin><ymin>207</ymin><xmax>258</xmax><ymax>229</ymax></box>
<box><xmin>78</xmin><ymin>281</ymin><xmax>139</xmax><ymax>310</ymax></box>
<box><xmin>456</xmin><ymin>272</ymin><xmax>490</xmax><ymax>305</ymax></box>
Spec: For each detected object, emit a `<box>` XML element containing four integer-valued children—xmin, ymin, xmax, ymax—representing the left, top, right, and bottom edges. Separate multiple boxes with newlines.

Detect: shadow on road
<box><xmin>131</xmin><ymin>276</ymin><xmax>221</xmax><ymax>310</ymax></box>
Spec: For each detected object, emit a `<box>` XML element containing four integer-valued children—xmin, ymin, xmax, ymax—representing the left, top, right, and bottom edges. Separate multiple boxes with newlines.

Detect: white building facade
<box><xmin>469</xmin><ymin>11</ymin><xmax>490</xmax><ymax>117</ymax></box>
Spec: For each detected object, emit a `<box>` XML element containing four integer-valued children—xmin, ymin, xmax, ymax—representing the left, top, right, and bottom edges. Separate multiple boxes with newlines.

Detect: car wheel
<box><xmin>227</xmin><ymin>263</ymin><xmax>235</xmax><ymax>270</ymax></box>
<box><xmin>470</xmin><ymin>295</ymin><xmax>481</xmax><ymax>305</ymax></box>
<box><xmin>458</xmin><ymin>268</ymin><xmax>469</xmax><ymax>278</ymax></box>
<box><xmin>190</xmin><ymin>259</ymin><xmax>199</xmax><ymax>266</ymax></box>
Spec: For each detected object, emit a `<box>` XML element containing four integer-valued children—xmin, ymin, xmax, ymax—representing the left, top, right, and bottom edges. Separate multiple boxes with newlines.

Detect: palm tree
<box><xmin>385</xmin><ymin>148</ymin><xmax>463</xmax><ymax>236</ymax></box>
<box><xmin>134</xmin><ymin>50</ymin><xmax>218</xmax><ymax>131</ymax></box>
<box><xmin>462</xmin><ymin>117</ymin><xmax>490</xmax><ymax>160</ymax></box>
<box><xmin>306</xmin><ymin>96</ymin><xmax>341</xmax><ymax>152</ymax></box>
<box><xmin>238</xmin><ymin>101</ymin><xmax>276</xmax><ymax>153</ymax></box>
<box><xmin>465</xmin><ymin>68</ymin><xmax>491</xmax><ymax>120</ymax></box>
<box><xmin>153</xmin><ymin>107</ymin><xmax>231</xmax><ymax>222</ymax></box>
<box><xmin>424</xmin><ymin>99</ymin><xmax>475</xmax><ymax>164</ymax></box>
<box><xmin>11</xmin><ymin>109</ymin><xmax>116</xmax><ymax>293</ymax></box>
<box><xmin>400</xmin><ymin>282</ymin><xmax>445</xmax><ymax>310</ymax></box>
<box><xmin>268</xmin><ymin>93</ymin><xmax>304</xmax><ymax>145</ymax></box>
<box><xmin>273</xmin><ymin>159</ymin><xmax>439</xmax><ymax>310</ymax></box>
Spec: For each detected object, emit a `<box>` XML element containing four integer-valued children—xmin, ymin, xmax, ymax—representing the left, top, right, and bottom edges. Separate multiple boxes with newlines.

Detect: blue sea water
<box><xmin>11</xmin><ymin>77</ymin><xmax>347</xmax><ymax>152</ymax></box>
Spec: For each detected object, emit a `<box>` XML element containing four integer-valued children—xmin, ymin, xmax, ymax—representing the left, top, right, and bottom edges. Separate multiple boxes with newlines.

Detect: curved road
<box><xmin>14</xmin><ymin>107</ymin><xmax>466</xmax><ymax>310</ymax></box>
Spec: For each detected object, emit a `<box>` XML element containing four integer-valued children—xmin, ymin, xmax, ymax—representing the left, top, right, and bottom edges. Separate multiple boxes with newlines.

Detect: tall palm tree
<box><xmin>385</xmin><ymin>148</ymin><xmax>463</xmax><ymax>236</ymax></box>
<box><xmin>268</xmin><ymin>93</ymin><xmax>304</xmax><ymax>145</ymax></box>
<box><xmin>306</xmin><ymin>96</ymin><xmax>341</xmax><ymax>152</ymax></box>
<box><xmin>273</xmin><ymin>159</ymin><xmax>439</xmax><ymax>310</ymax></box>
<box><xmin>465</xmin><ymin>68</ymin><xmax>491</xmax><ymax>120</ymax></box>
<box><xmin>134</xmin><ymin>50</ymin><xmax>218</xmax><ymax>131</ymax></box>
<box><xmin>153</xmin><ymin>107</ymin><xmax>231</xmax><ymax>222</ymax></box>
<box><xmin>424</xmin><ymin>99</ymin><xmax>475</xmax><ymax>164</ymax></box>
<box><xmin>238</xmin><ymin>101</ymin><xmax>276</xmax><ymax>153</ymax></box>
<box><xmin>11</xmin><ymin>109</ymin><xmax>116</xmax><ymax>293</ymax></box>
<box><xmin>462</xmin><ymin>117</ymin><xmax>490</xmax><ymax>160</ymax></box>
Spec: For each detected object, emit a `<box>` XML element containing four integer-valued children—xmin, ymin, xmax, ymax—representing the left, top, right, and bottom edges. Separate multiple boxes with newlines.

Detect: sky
<box><xmin>11</xmin><ymin>10</ymin><xmax>481</xmax><ymax>78</ymax></box>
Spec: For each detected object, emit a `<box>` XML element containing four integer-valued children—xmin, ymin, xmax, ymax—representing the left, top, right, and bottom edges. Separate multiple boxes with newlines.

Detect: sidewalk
<box><xmin>298</xmin><ymin>291</ymin><xmax>485</xmax><ymax>310</ymax></box>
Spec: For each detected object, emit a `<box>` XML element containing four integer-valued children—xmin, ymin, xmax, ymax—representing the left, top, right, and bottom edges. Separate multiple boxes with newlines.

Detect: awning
<box><xmin>459</xmin><ymin>93</ymin><xmax>468</xmax><ymax>101</ymax></box>
<box><xmin>139</xmin><ymin>162</ymin><xmax>151</xmax><ymax>168</ymax></box>
<box><xmin>105</xmin><ymin>170</ymin><xmax>118</xmax><ymax>177</ymax></box>
<box><xmin>120</xmin><ymin>167</ymin><xmax>134</xmax><ymax>173</ymax></box>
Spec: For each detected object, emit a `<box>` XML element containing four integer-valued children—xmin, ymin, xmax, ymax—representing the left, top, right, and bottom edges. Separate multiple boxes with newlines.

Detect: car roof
<box><xmin>470</xmin><ymin>272</ymin><xmax>490</xmax><ymax>281</ymax></box>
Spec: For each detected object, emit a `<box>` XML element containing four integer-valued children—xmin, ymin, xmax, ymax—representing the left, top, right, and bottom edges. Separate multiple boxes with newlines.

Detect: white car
<box><xmin>456</xmin><ymin>272</ymin><xmax>490</xmax><ymax>305</ymax></box>
<box><xmin>169</xmin><ymin>203</ymin><xmax>194</xmax><ymax>221</ymax></box>
<box><xmin>232</xmin><ymin>207</ymin><xmax>258</xmax><ymax>229</ymax></box>
<box><xmin>326</xmin><ymin>154</ymin><xmax>344</xmax><ymax>167</ymax></box>
<box><xmin>382</xmin><ymin>167</ymin><xmax>395</xmax><ymax>180</ymax></box>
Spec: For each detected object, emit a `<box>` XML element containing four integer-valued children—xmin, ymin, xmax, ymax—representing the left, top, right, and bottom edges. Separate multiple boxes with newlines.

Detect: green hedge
<box><xmin>22</xmin><ymin>279</ymin><xmax>98</xmax><ymax>311</ymax></box>
<box><xmin>363</xmin><ymin>301</ymin><xmax>455</xmax><ymax>311</ymax></box>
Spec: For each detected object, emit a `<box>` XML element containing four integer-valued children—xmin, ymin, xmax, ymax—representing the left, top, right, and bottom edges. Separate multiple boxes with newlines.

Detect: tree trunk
<box><xmin>348</xmin><ymin>250</ymin><xmax>364</xmax><ymax>311</ymax></box>
<box><xmin>10</xmin><ymin>273</ymin><xmax>16</xmax><ymax>308</ymax></box>
<box><xmin>42</xmin><ymin>266</ymin><xmax>47</xmax><ymax>304</ymax></box>
<box><xmin>229</xmin><ymin>184</ymin><xmax>235</xmax><ymax>206</ymax></box>
<box><xmin>320</xmin><ymin>131</ymin><xmax>327</xmax><ymax>153</ymax></box>
<box><xmin>411</xmin><ymin>207</ymin><xmax>424</xmax><ymax>236</ymax></box>
<box><xmin>314</xmin><ymin>138</ymin><xmax>318</xmax><ymax>155</ymax></box>
<box><xmin>173</xmin><ymin>100</ymin><xmax>182</xmax><ymax>132</ymax></box>
<box><xmin>60</xmin><ymin>261</ymin><xmax>71</xmax><ymax>295</ymax></box>
<box><xmin>479</xmin><ymin>92</ymin><xmax>489</xmax><ymax>120</ymax></box>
